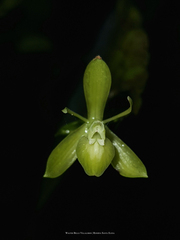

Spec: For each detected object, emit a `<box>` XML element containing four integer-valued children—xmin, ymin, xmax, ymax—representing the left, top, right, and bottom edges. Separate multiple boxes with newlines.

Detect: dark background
<box><xmin>1</xmin><ymin>0</ymin><xmax>179</xmax><ymax>239</ymax></box>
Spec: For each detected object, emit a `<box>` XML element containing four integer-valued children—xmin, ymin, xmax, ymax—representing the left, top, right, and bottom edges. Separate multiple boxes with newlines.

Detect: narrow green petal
<box><xmin>62</xmin><ymin>107</ymin><xmax>88</xmax><ymax>123</ymax></box>
<box><xmin>83</xmin><ymin>56</ymin><xmax>111</xmax><ymax>121</ymax></box>
<box><xmin>76</xmin><ymin>136</ymin><xmax>115</xmax><ymax>177</ymax></box>
<box><xmin>44</xmin><ymin>124</ymin><xmax>87</xmax><ymax>178</ymax></box>
<box><xmin>106</xmin><ymin>127</ymin><xmax>148</xmax><ymax>178</ymax></box>
<box><xmin>103</xmin><ymin>96</ymin><xmax>132</xmax><ymax>124</ymax></box>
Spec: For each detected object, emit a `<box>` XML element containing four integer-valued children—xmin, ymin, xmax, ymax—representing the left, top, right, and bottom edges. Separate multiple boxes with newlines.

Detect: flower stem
<box><xmin>103</xmin><ymin>96</ymin><xmax>133</xmax><ymax>124</ymax></box>
<box><xmin>62</xmin><ymin>107</ymin><xmax>88</xmax><ymax>123</ymax></box>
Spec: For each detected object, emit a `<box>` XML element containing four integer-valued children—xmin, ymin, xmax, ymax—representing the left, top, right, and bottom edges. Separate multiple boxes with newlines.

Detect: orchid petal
<box><xmin>44</xmin><ymin>123</ymin><xmax>87</xmax><ymax>178</ymax></box>
<box><xmin>106</xmin><ymin>127</ymin><xmax>148</xmax><ymax>178</ymax></box>
<box><xmin>103</xmin><ymin>96</ymin><xmax>132</xmax><ymax>124</ymax></box>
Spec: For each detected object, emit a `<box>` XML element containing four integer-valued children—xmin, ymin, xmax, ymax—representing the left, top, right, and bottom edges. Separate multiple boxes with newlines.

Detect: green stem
<box><xmin>103</xmin><ymin>97</ymin><xmax>133</xmax><ymax>124</ymax></box>
<box><xmin>62</xmin><ymin>107</ymin><xmax>88</xmax><ymax>123</ymax></box>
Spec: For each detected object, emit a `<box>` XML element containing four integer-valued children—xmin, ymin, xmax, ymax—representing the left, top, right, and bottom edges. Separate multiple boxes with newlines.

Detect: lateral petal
<box><xmin>44</xmin><ymin>124</ymin><xmax>87</xmax><ymax>178</ymax></box>
<box><xmin>106</xmin><ymin>127</ymin><xmax>148</xmax><ymax>178</ymax></box>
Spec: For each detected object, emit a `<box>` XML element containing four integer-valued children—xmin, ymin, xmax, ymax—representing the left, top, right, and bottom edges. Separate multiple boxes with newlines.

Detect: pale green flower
<box><xmin>44</xmin><ymin>56</ymin><xmax>148</xmax><ymax>178</ymax></box>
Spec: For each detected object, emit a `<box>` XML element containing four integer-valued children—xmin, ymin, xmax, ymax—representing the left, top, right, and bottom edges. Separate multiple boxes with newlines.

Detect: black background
<box><xmin>1</xmin><ymin>0</ymin><xmax>179</xmax><ymax>239</ymax></box>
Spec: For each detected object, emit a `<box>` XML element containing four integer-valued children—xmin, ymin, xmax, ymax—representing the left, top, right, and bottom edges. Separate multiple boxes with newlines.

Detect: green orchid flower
<box><xmin>43</xmin><ymin>56</ymin><xmax>148</xmax><ymax>178</ymax></box>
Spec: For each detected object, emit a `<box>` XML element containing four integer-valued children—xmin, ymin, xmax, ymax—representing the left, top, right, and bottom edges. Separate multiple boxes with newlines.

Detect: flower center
<box><xmin>87</xmin><ymin>120</ymin><xmax>105</xmax><ymax>146</ymax></box>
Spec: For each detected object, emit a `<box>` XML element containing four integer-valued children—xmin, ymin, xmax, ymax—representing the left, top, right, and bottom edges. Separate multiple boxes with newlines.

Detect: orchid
<box><xmin>43</xmin><ymin>56</ymin><xmax>148</xmax><ymax>178</ymax></box>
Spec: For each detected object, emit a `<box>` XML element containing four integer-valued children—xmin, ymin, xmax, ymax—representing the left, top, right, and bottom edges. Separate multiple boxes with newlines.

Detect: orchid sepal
<box><xmin>83</xmin><ymin>56</ymin><xmax>111</xmax><ymax>121</ymax></box>
<box><xmin>44</xmin><ymin>123</ymin><xmax>87</xmax><ymax>178</ymax></box>
<box><xmin>106</xmin><ymin>126</ymin><xmax>148</xmax><ymax>178</ymax></box>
